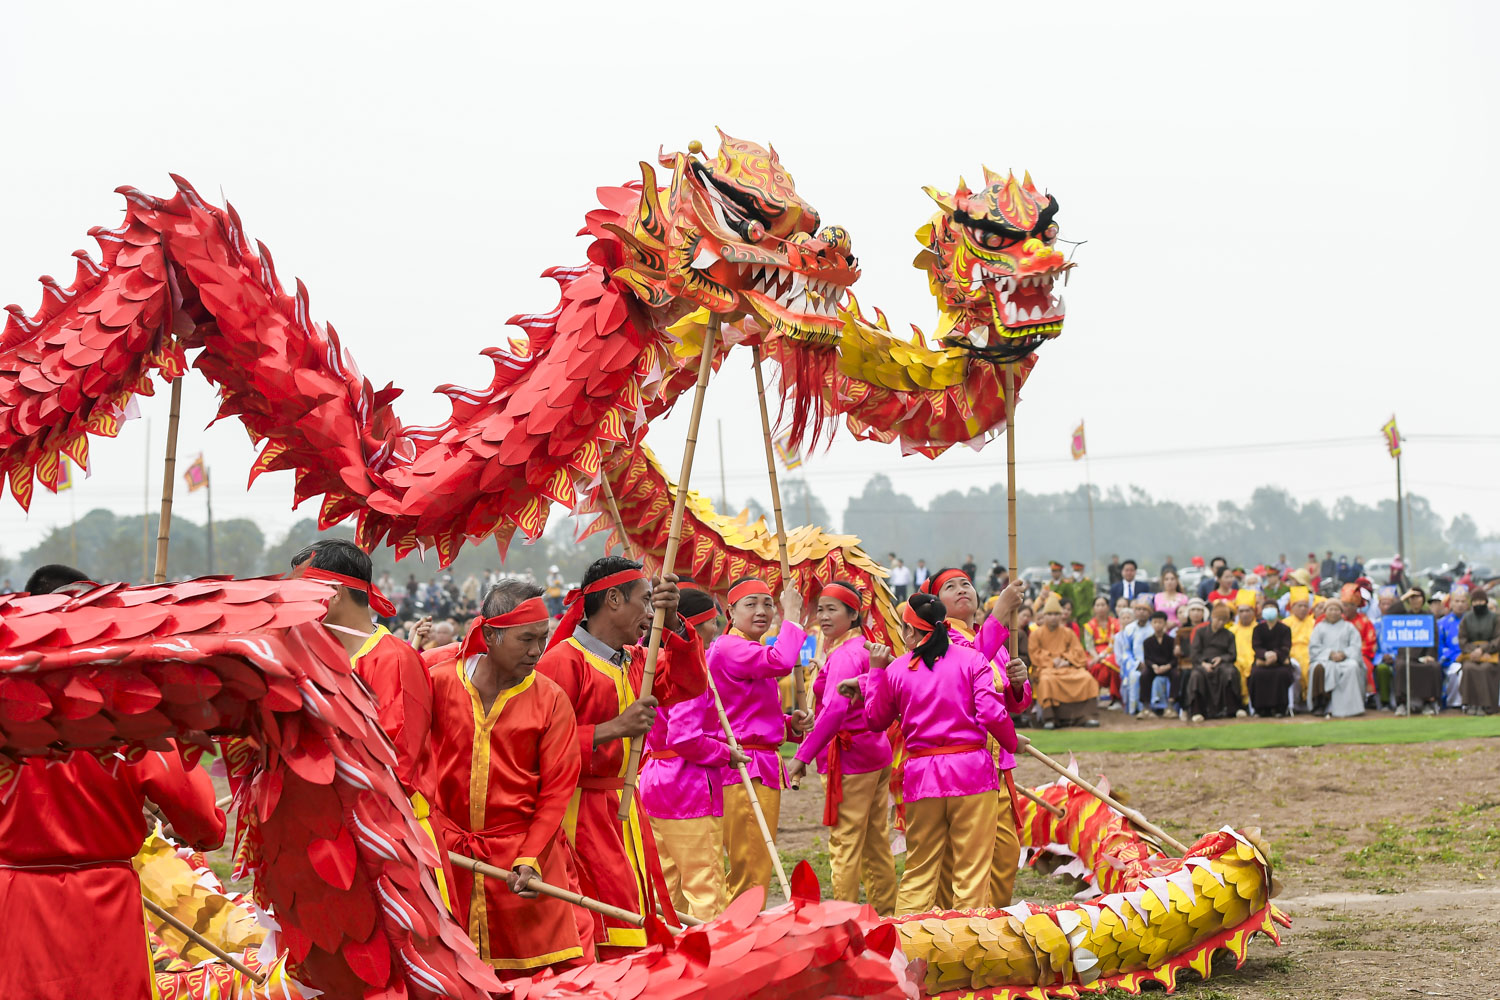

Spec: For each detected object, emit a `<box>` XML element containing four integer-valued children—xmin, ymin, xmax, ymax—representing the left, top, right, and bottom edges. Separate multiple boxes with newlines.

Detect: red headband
<box><xmin>921</xmin><ymin>569</ymin><xmax>968</xmax><ymax>596</ymax></box>
<box><xmin>820</xmin><ymin>583</ymin><xmax>861</xmax><ymax>611</ymax></box>
<box><xmin>682</xmin><ymin>605</ymin><xmax>720</xmax><ymax>628</ymax></box>
<box><xmin>902</xmin><ymin>602</ymin><xmax>935</xmax><ymax>634</ymax></box>
<box><xmin>727</xmin><ymin>580</ymin><xmax>772</xmax><ymax>606</ymax></box>
<box><xmin>546</xmin><ymin>568</ymin><xmax>647</xmax><ymax>650</ymax></box>
<box><xmin>457</xmin><ymin>597</ymin><xmax>551</xmax><ymax>659</ymax></box>
<box><xmin>299</xmin><ymin>567</ymin><xmax>396</xmax><ymax>618</ymax></box>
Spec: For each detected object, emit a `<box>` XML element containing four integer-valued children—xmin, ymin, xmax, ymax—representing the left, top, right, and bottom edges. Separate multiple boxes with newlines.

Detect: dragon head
<box><xmin>915</xmin><ymin>167</ymin><xmax>1071</xmax><ymax>361</ymax></box>
<box><xmin>604</xmin><ymin>130</ymin><xmax>861</xmax><ymax>344</ymax></box>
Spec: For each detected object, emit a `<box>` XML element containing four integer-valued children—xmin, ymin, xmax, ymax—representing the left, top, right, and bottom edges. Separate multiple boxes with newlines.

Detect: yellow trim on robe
<box><xmin>350</xmin><ymin>625</ymin><xmax>452</xmax><ymax>911</ymax></box>
<box><xmin>487</xmin><ymin>945</ymin><xmax>587</xmax><ymax>971</ymax></box>
<box><xmin>562</xmin><ymin>638</ymin><xmax>653</xmax><ymax>948</ymax></box>
<box><xmin>144</xmin><ymin>900</ymin><xmax>161</xmax><ymax>1000</ymax></box>
<box><xmin>457</xmin><ymin>665</ymin><xmax>544</xmax><ymax>964</ymax></box>
<box><xmin>349</xmin><ymin>625</ymin><xmax>389</xmax><ymax>664</ymax></box>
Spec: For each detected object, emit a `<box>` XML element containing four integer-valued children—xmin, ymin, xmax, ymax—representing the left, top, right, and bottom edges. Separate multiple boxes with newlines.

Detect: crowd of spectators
<box><xmin>882</xmin><ymin>551</ymin><xmax>1500</xmax><ymax>726</ymax></box>
<box><xmin>373</xmin><ymin>564</ymin><xmax>571</xmax><ymax>655</ymax></box>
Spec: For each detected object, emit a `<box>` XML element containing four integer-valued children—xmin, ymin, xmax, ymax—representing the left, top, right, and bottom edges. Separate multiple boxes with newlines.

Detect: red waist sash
<box><xmin>905</xmin><ymin>742</ymin><xmax>985</xmax><ymax>758</ymax></box>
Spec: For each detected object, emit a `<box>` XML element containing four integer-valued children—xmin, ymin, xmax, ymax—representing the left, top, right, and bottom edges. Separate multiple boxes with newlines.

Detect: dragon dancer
<box><xmin>841</xmin><ymin>593</ymin><xmax>1019</xmax><ymax>915</ymax></box>
<box><xmin>535</xmin><ymin>557</ymin><xmax>706</xmax><ymax>956</ymax></box>
<box><xmin>0</xmin><ymin>566</ymin><xmax>226</xmax><ymax>1000</ymax></box>
<box><xmin>289</xmin><ymin>539</ymin><xmax>451</xmax><ymax>909</ymax></box>
<box><xmin>786</xmin><ymin>580</ymin><xmax>898</xmax><ymax>915</ymax></box>
<box><xmin>639</xmin><ymin>586</ymin><xmax>741</xmax><ymax>922</ymax></box>
<box><xmin>427</xmin><ymin>581</ymin><xmax>594</xmax><ymax>976</ymax></box>
<box><xmin>918</xmin><ymin>569</ymin><xmax>1031</xmax><ymax>906</ymax></box>
<box><xmin>709</xmin><ymin>577</ymin><xmax>809</xmax><ymax>900</ymax></box>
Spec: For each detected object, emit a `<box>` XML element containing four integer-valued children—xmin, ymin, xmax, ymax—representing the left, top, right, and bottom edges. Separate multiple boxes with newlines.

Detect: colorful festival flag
<box><xmin>55</xmin><ymin>457</ymin><xmax>73</xmax><ymax>491</ymax></box>
<box><xmin>183</xmin><ymin>453</ymin><xmax>210</xmax><ymax>492</ymax></box>
<box><xmin>774</xmin><ymin>431</ymin><xmax>804</xmax><ymax>471</ymax></box>
<box><xmin>1070</xmin><ymin>421</ymin><xmax>1087</xmax><ymax>461</ymax></box>
<box><xmin>1381</xmin><ymin>416</ymin><xmax>1401</xmax><ymax>458</ymax></box>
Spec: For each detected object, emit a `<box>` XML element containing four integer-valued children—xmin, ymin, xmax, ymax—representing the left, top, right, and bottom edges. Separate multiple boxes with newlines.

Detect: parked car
<box><xmin>1363</xmin><ymin>557</ymin><xmax>1396</xmax><ymax>586</ymax></box>
<box><xmin>1019</xmin><ymin>566</ymin><xmax>1052</xmax><ymax>597</ymax></box>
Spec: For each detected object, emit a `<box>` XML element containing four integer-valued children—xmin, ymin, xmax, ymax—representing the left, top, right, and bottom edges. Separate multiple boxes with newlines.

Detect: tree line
<box><xmin>6</xmin><ymin>477</ymin><xmax>1491</xmax><ymax>590</ymax></box>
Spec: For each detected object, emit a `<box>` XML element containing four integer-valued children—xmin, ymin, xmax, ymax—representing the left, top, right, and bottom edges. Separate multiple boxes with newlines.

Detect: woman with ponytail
<box><xmin>785</xmin><ymin>581</ymin><xmax>897</xmax><ymax>914</ymax></box>
<box><xmin>920</xmin><ymin>568</ymin><xmax>1030</xmax><ymax>906</ymax></box>
<box><xmin>639</xmin><ymin>586</ymin><xmax>747</xmax><ymax>921</ymax></box>
<box><xmin>839</xmin><ymin>593</ymin><xmax>1017</xmax><ymax>914</ymax></box>
<box><xmin>710</xmin><ymin>576</ymin><xmax>812</xmax><ymax>900</ymax></box>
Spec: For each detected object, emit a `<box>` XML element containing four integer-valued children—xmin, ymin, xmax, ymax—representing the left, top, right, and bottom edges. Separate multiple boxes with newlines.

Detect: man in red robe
<box><xmin>536</xmin><ymin>556</ymin><xmax>707</xmax><ymax>957</ymax></box>
<box><xmin>289</xmin><ymin>540</ymin><xmax>445</xmax><ymax>905</ymax></box>
<box><xmin>0</xmin><ymin>748</ymin><xmax>225</xmax><ymax>999</ymax></box>
<box><xmin>0</xmin><ymin>565</ymin><xmax>225</xmax><ymax>1000</ymax></box>
<box><xmin>1342</xmin><ymin>579</ymin><xmax>1379</xmax><ymax>700</ymax></box>
<box><xmin>428</xmin><ymin>581</ymin><xmax>594</xmax><ymax>976</ymax></box>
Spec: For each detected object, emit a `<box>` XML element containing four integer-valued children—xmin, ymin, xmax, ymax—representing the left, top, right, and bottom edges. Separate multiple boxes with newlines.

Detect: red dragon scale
<box><xmin>1</xmin><ymin>136</ymin><xmax>1070</xmax><ymax>569</ymax></box>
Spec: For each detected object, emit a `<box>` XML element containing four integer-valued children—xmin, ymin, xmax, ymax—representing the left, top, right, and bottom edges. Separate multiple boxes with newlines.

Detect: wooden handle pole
<box><xmin>1020</xmin><ymin>742</ymin><xmax>1190</xmax><ymax>855</ymax></box>
<box><xmin>751</xmin><ymin>346</ymin><xmax>805</xmax><ymax>713</ymax></box>
<box><xmin>153</xmin><ymin>378</ymin><xmax>183</xmax><ymax>583</ymax></box>
<box><xmin>599</xmin><ymin>473</ymin><xmax>641</xmax><ymax>560</ymax></box>
<box><xmin>703</xmin><ymin>666</ymin><xmax>792</xmax><ymax>898</ymax></box>
<box><xmin>618</xmin><ymin>318</ymin><xmax>719</xmax><ymax>822</ymax></box>
<box><xmin>215</xmin><ymin>795</ymin><xmax>233</xmax><ymax>811</ymax></box>
<box><xmin>144</xmin><ymin>898</ymin><xmax>266</xmax><ymax>985</ymax></box>
<box><xmin>448</xmin><ymin>852</ymin><xmax>673</xmax><ymax>931</ymax></box>
<box><xmin>1004</xmin><ymin>368</ymin><xmax>1019</xmax><ymax>661</ymax></box>
<box><xmin>1017</xmin><ymin>784</ymin><xmax>1066</xmax><ymax>819</ymax></box>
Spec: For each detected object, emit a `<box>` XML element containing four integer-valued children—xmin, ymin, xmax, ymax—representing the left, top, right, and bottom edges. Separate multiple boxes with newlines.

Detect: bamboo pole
<box><xmin>144</xmin><ymin>898</ymin><xmax>266</xmax><ymax>985</ymax></box>
<box><xmin>448</xmin><ymin>852</ymin><xmax>674</xmax><ymax>931</ymax></box>
<box><xmin>599</xmin><ymin>473</ymin><xmax>640</xmax><ymax>560</ymax></box>
<box><xmin>153</xmin><ymin>379</ymin><xmax>183</xmax><ymax>583</ymax></box>
<box><xmin>618</xmin><ymin>318</ymin><xmax>719</xmax><ymax>822</ymax></box>
<box><xmin>656</xmin><ymin>904</ymin><xmax>704</xmax><ymax>927</ymax></box>
<box><xmin>1005</xmin><ymin>369</ymin><xmax>1019</xmax><ymax>661</ymax></box>
<box><xmin>703</xmin><ymin>665</ymin><xmax>791</xmax><ymax>898</ymax></box>
<box><xmin>751</xmin><ymin>346</ymin><xmax>804</xmax><ymax>712</ymax></box>
<box><xmin>1017</xmin><ymin>784</ymin><xmax>1067</xmax><ymax>819</ymax></box>
<box><xmin>1018</xmin><ymin>739</ymin><xmax>1190</xmax><ymax>855</ymax></box>
<box><xmin>215</xmin><ymin>794</ymin><xmax>233</xmax><ymax>810</ymax></box>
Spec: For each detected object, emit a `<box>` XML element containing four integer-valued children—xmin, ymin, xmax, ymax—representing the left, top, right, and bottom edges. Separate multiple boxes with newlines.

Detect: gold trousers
<box><xmin>826</xmin><ymin>766</ymin><xmax>898</xmax><ymax>916</ymax></box>
<box><xmin>648</xmin><ymin>815</ymin><xmax>727</xmax><ymax>923</ymax></box>
<box><xmin>899</xmin><ymin>790</ymin><xmax>997</xmax><ymax>915</ymax></box>
<box><xmin>989</xmin><ymin>785</ymin><xmax>1020</xmax><ymax>907</ymax></box>
<box><xmin>723</xmin><ymin>779</ymin><xmax>782</xmax><ymax>901</ymax></box>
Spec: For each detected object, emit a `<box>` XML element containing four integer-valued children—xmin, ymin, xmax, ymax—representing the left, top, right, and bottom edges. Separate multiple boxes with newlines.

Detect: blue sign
<box><xmin>1380</xmin><ymin>614</ymin><xmax>1434</xmax><ymax>648</ymax></box>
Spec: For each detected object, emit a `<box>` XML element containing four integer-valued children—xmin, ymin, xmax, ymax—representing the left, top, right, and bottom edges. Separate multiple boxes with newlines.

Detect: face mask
<box><xmin>1261</xmin><ymin>607</ymin><xmax>1279</xmax><ymax>622</ymax></box>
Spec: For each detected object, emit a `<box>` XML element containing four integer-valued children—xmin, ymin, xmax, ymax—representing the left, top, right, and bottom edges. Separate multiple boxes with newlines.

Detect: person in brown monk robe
<box><xmin>1032</xmin><ymin>594</ymin><xmax>1098</xmax><ymax>730</ymax></box>
<box><xmin>1185</xmin><ymin>602</ymin><xmax>1241</xmax><ymax>722</ymax></box>
<box><xmin>1459</xmin><ymin>588</ymin><xmax>1500</xmax><ymax>715</ymax></box>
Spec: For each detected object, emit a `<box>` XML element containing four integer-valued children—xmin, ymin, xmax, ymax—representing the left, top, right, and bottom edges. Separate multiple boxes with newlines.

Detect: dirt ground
<box><xmin>773</xmin><ymin>734</ymin><xmax>1500</xmax><ymax>1000</ymax></box>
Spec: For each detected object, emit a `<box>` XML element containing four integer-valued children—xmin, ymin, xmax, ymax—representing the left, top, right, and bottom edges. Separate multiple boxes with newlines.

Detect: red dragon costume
<box><xmin>0</xmin><ymin>133</ymin><xmax>1286</xmax><ymax>998</ymax></box>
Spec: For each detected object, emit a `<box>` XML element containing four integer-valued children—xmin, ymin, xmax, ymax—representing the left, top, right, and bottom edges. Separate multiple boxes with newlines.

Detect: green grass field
<box><xmin>1027</xmin><ymin>713</ymin><xmax>1500</xmax><ymax>753</ymax></box>
<box><xmin>779</xmin><ymin>714</ymin><xmax>1500</xmax><ymax>758</ymax></box>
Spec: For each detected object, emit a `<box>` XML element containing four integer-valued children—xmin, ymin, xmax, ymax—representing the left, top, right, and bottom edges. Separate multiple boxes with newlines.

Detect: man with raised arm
<box><xmin>535</xmin><ymin>556</ymin><xmax>707</xmax><ymax>957</ymax></box>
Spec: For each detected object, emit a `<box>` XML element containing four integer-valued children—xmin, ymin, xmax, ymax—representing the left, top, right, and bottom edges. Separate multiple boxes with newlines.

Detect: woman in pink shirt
<box><xmin>1153</xmin><ymin>568</ymin><xmax>1190</xmax><ymax>628</ymax></box>
<box><xmin>709</xmin><ymin>576</ymin><xmax>809</xmax><ymax>900</ymax></box>
<box><xmin>786</xmin><ymin>581</ymin><xmax>897</xmax><ymax>914</ymax></box>
<box><xmin>919</xmin><ymin>568</ymin><xmax>1030</xmax><ymax>905</ymax></box>
<box><xmin>641</xmin><ymin>587</ymin><xmax>747</xmax><ymax>921</ymax></box>
<box><xmin>841</xmin><ymin>593</ymin><xmax>1018</xmax><ymax>915</ymax></box>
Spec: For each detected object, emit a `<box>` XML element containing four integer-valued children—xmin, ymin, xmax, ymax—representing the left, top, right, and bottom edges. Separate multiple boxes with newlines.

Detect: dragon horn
<box><xmin>921</xmin><ymin>185</ymin><xmax>956</xmax><ymax>212</ymax></box>
<box><xmin>1023</xmin><ymin>170</ymin><xmax>1038</xmax><ymax>193</ymax></box>
<box><xmin>982</xmin><ymin>164</ymin><xmax>1005</xmax><ymax>187</ymax></box>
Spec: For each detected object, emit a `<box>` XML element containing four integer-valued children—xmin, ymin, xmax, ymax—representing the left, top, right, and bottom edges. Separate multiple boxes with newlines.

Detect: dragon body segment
<box><xmin>1</xmin><ymin>134</ymin><xmax>1067</xmax><ymax>568</ymax></box>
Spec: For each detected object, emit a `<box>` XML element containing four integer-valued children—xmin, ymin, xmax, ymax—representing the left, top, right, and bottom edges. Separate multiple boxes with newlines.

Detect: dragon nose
<box><xmin>815</xmin><ymin>225</ymin><xmax>852</xmax><ymax>255</ymax></box>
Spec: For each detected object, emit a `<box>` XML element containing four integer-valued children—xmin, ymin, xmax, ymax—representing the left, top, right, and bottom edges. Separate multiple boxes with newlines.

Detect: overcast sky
<box><xmin>3</xmin><ymin>0</ymin><xmax>1497</xmax><ymax>567</ymax></box>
